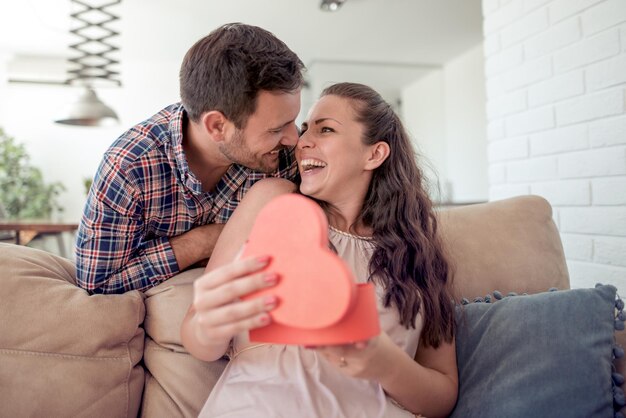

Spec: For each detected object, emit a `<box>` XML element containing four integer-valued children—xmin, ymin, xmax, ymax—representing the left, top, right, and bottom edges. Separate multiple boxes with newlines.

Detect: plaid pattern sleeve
<box><xmin>75</xmin><ymin>155</ymin><xmax>179</xmax><ymax>294</ymax></box>
<box><xmin>76</xmin><ymin>103</ymin><xmax>300</xmax><ymax>294</ymax></box>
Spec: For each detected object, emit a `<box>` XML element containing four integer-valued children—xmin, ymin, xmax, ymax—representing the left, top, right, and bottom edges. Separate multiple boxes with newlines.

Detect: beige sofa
<box><xmin>0</xmin><ymin>195</ymin><xmax>621</xmax><ymax>417</ymax></box>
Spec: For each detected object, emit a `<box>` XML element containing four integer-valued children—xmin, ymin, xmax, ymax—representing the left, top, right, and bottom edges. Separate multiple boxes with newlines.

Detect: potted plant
<box><xmin>0</xmin><ymin>127</ymin><xmax>65</xmax><ymax>219</ymax></box>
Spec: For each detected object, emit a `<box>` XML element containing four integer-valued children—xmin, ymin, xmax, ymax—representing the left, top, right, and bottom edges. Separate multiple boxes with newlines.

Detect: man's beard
<box><xmin>219</xmin><ymin>129</ymin><xmax>280</xmax><ymax>173</ymax></box>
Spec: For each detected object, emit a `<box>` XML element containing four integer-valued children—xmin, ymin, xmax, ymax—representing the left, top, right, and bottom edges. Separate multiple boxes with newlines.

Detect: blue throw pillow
<box><xmin>451</xmin><ymin>284</ymin><xmax>624</xmax><ymax>418</ymax></box>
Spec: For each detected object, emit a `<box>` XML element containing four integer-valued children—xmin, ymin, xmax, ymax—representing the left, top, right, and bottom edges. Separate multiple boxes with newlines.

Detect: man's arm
<box><xmin>169</xmin><ymin>223</ymin><xmax>224</xmax><ymax>270</ymax></box>
<box><xmin>75</xmin><ymin>157</ymin><xmax>223</xmax><ymax>294</ymax></box>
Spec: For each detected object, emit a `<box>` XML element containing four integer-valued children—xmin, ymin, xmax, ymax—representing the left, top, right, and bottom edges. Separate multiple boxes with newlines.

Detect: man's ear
<box><xmin>201</xmin><ymin>111</ymin><xmax>229</xmax><ymax>142</ymax></box>
<box><xmin>364</xmin><ymin>141</ymin><xmax>390</xmax><ymax>170</ymax></box>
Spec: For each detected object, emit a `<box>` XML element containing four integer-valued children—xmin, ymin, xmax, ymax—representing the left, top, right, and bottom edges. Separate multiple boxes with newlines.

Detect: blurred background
<box><xmin>0</xmin><ymin>0</ymin><xmax>624</xmax><ymax>290</ymax></box>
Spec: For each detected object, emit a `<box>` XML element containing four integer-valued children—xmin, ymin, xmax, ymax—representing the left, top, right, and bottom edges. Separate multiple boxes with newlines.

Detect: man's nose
<box><xmin>280</xmin><ymin>124</ymin><xmax>299</xmax><ymax>147</ymax></box>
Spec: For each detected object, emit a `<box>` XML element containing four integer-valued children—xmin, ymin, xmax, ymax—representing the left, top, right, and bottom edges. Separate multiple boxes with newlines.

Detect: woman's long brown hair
<box><xmin>321</xmin><ymin>83</ymin><xmax>455</xmax><ymax>348</ymax></box>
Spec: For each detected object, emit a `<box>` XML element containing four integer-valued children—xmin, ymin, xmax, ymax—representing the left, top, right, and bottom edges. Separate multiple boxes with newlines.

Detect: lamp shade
<box><xmin>54</xmin><ymin>87</ymin><xmax>119</xmax><ymax>127</ymax></box>
<box><xmin>320</xmin><ymin>0</ymin><xmax>345</xmax><ymax>11</ymax></box>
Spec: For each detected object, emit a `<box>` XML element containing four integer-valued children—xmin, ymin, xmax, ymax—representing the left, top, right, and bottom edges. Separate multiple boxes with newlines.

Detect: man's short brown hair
<box><xmin>179</xmin><ymin>23</ymin><xmax>305</xmax><ymax>128</ymax></box>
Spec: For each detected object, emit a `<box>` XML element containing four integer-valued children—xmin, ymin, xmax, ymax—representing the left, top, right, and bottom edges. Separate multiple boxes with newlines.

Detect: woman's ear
<box><xmin>201</xmin><ymin>111</ymin><xmax>229</xmax><ymax>142</ymax></box>
<box><xmin>364</xmin><ymin>141</ymin><xmax>390</xmax><ymax>170</ymax></box>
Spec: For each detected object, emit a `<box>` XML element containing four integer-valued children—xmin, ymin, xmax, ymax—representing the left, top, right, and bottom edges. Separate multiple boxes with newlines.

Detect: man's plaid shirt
<box><xmin>75</xmin><ymin>103</ymin><xmax>297</xmax><ymax>294</ymax></box>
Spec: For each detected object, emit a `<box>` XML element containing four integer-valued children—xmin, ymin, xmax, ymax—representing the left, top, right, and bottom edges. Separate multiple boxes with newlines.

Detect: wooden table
<box><xmin>0</xmin><ymin>220</ymin><xmax>79</xmax><ymax>257</ymax></box>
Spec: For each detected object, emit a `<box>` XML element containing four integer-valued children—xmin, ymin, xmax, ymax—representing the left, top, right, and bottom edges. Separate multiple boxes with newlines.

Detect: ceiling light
<box><xmin>54</xmin><ymin>87</ymin><xmax>119</xmax><ymax>127</ymax></box>
<box><xmin>55</xmin><ymin>0</ymin><xmax>122</xmax><ymax>127</ymax></box>
<box><xmin>320</xmin><ymin>0</ymin><xmax>346</xmax><ymax>12</ymax></box>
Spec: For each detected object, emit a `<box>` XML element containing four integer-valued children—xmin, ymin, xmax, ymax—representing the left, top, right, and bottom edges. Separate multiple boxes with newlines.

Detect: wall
<box><xmin>443</xmin><ymin>45</ymin><xmax>490</xmax><ymax>203</ymax></box>
<box><xmin>0</xmin><ymin>58</ymin><xmax>181</xmax><ymax>223</ymax></box>
<box><xmin>401</xmin><ymin>70</ymin><xmax>448</xmax><ymax>199</ymax></box>
<box><xmin>482</xmin><ymin>0</ymin><xmax>626</xmax><ymax>290</ymax></box>
<box><xmin>401</xmin><ymin>44</ymin><xmax>489</xmax><ymax>203</ymax></box>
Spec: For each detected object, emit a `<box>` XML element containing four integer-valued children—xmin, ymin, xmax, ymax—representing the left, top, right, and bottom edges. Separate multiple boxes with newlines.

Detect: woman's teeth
<box><xmin>300</xmin><ymin>159</ymin><xmax>327</xmax><ymax>171</ymax></box>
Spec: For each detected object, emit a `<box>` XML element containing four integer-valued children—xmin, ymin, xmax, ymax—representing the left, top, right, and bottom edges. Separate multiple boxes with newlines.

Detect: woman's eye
<box><xmin>321</xmin><ymin>127</ymin><xmax>334</xmax><ymax>133</ymax></box>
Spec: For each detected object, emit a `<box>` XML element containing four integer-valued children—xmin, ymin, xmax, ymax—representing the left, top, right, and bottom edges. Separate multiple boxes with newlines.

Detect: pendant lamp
<box><xmin>320</xmin><ymin>0</ymin><xmax>346</xmax><ymax>12</ymax></box>
<box><xmin>55</xmin><ymin>0</ymin><xmax>121</xmax><ymax>127</ymax></box>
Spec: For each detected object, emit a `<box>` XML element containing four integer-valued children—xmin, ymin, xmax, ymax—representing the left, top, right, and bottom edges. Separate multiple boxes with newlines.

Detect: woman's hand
<box><xmin>313</xmin><ymin>332</ymin><xmax>400</xmax><ymax>380</ymax></box>
<box><xmin>188</xmin><ymin>255</ymin><xmax>278</xmax><ymax>348</ymax></box>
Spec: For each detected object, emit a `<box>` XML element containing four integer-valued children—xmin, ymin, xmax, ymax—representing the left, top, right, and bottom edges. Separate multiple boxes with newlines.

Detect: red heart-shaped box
<box><xmin>241</xmin><ymin>194</ymin><xmax>380</xmax><ymax>345</ymax></box>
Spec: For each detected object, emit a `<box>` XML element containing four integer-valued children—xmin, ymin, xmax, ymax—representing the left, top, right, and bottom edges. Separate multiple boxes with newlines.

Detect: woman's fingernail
<box><xmin>259</xmin><ymin>314</ymin><xmax>271</xmax><ymax>325</ymax></box>
<box><xmin>264</xmin><ymin>295</ymin><xmax>277</xmax><ymax>308</ymax></box>
<box><xmin>257</xmin><ymin>255</ymin><xmax>271</xmax><ymax>264</ymax></box>
<box><xmin>264</xmin><ymin>273</ymin><xmax>278</xmax><ymax>284</ymax></box>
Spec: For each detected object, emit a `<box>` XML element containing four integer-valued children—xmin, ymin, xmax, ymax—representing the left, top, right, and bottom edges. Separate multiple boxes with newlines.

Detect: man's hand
<box><xmin>170</xmin><ymin>223</ymin><xmax>225</xmax><ymax>271</ymax></box>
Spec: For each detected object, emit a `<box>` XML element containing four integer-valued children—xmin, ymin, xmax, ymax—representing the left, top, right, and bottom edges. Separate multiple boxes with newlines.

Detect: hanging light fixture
<box><xmin>320</xmin><ymin>0</ymin><xmax>346</xmax><ymax>12</ymax></box>
<box><xmin>55</xmin><ymin>0</ymin><xmax>121</xmax><ymax>127</ymax></box>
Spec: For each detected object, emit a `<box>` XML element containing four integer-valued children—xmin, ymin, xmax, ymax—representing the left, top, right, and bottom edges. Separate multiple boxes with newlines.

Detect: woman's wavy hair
<box><xmin>321</xmin><ymin>82</ymin><xmax>455</xmax><ymax>347</ymax></box>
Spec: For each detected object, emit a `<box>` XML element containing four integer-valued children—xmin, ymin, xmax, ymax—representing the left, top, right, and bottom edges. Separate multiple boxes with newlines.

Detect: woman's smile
<box><xmin>299</xmin><ymin>158</ymin><xmax>327</xmax><ymax>175</ymax></box>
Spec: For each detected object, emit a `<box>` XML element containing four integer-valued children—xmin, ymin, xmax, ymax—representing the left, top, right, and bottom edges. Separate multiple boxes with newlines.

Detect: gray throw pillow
<box><xmin>451</xmin><ymin>284</ymin><xmax>624</xmax><ymax>418</ymax></box>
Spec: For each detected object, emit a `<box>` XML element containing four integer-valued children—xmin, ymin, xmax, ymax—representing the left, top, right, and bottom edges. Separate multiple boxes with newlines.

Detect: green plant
<box><xmin>83</xmin><ymin>177</ymin><xmax>93</xmax><ymax>196</ymax></box>
<box><xmin>0</xmin><ymin>127</ymin><xmax>65</xmax><ymax>219</ymax></box>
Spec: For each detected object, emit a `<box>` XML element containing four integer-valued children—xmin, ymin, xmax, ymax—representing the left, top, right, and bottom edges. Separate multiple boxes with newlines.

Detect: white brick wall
<box><xmin>485</xmin><ymin>45</ymin><xmax>524</xmax><ymax>77</ymax></box>
<box><xmin>507</xmin><ymin>156</ymin><xmax>558</xmax><ymax>181</ymax></box>
<box><xmin>524</xmin><ymin>0</ymin><xmax>552</xmax><ymax>13</ymax></box>
<box><xmin>530</xmin><ymin>124</ymin><xmax>588</xmax><ymax>155</ymax></box>
<box><xmin>560</xmin><ymin>207</ymin><xmax>626</xmax><ymax>235</ymax></box>
<box><xmin>567</xmin><ymin>260</ymin><xmax>626</xmax><ymax>289</ymax></box>
<box><xmin>483</xmin><ymin>0</ymin><xmax>626</xmax><ymax>291</ymax></box>
<box><xmin>595</xmin><ymin>237</ymin><xmax>626</xmax><ymax>266</ymax></box>
<box><xmin>504</xmin><ymin>55</ymin><xmax>553</xmax><ymax>90</ymax></box>
<box><xmin>582</xmin><ymin>0</ymin><xmax>626</xmax><ymax>35</ymax></box>
<box><xmin>531</xmin><ymin>179</ymin><xmax>591</xmax><ymax>205</ymax></box>
<box><xmin>555</xmin><ymin>88</ymin><xmax>624</xmax><ymax>126</ymax></box>
<box><xmin>554</xmin><ymin>28</ymin><xmax>620</xmax><ymax>72</ymax></box>
<box><xmin>501</xmin><ymin>8</ymin><xmax>549</xmax><ymax>47</ymax></box>
<box><xmin>506</xmin><ymin>106</ymin><xmax>555</xmax><ymax>135</ymax></box>
<box><xmin>558</xmin><ymin>147</ymin><xmax>626</xmax><ymax>178</ymax></box>
<box><xmin>488</xmin><ymin>136</ymin><xmax>529</xmax><ymax>161</ymax></box>
<box><xmin>524</xmin><ymin>17</ymin><xmax>581</xmax><ymax>59</ymax></box>
<box><xmin>549</xmin><ymin>0</ymin><xmax>605</xmax><ymax>24</ymax></box>
<box><xmin>561</xmin><ymin>233</ymin><xmax>593</xmax><ymax>260</ymax></box>
<box><xmin>528</xmin><ymin>70</ymin><xmax>584</xmax><ymax>106</ymax></box>
<box><xmin>486</xmin><ymin>89</ymin><xmax>527</xmax><ymax>119</ymax></box>
<box><xmin>590</xmin><ymin>115</ymin><xmax>626</xmax><ymax>146</ymax></box>
<box><xmin>489</xmin><ymin>163</ymin><xmax>507</xmax><ymax>184</ymax></box>
<box><xmin>586</xmin><ymin>53</ymin><xmax>626</xmax><ymax>91</ymax></box>
<box><xmin>592</xmin><ymin>177</ymin><xmax>626</xmax><ymax>204</ymax></box>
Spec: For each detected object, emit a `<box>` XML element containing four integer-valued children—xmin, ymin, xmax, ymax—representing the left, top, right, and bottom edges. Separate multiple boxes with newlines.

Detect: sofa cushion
<box><xmin>0</xmin><ymin>243</ymin><xmax>145</xmax><ymax>418</ymax></box>
<box><xmin>141</xmin><ymin>268</ymin><xmax>227</xmax><ymax>417</ymax></box>
<box><xmin>451</xmin><ymin>284</ymin><xmax>623</xmax><ymax>418</ymax></box>
<box><xmin>437</xmin><ymin>196</ymin><xmax>570</xmax><ymax>298</ymax></box>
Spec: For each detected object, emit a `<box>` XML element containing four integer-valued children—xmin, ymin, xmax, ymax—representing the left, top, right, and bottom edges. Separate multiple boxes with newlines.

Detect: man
<box><xmin>76</xmin><ymin>23</ymin><xmax>304</xmax><ymax>294</ymax></box>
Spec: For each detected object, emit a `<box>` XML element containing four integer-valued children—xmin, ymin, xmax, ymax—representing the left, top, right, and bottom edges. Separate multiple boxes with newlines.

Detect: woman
<box><xmin>181</xmin><ymin>83</ymin><xmax>458</xmax><ymax>418</ymax></box>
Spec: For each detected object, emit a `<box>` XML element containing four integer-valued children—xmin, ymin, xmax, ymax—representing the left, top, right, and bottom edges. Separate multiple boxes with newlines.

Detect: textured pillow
<box><xmin>451</xmin><ymin>284</ymin><xmax>625</xmax><ymax>418</ymax></box>
<box><xmin>0</xmin><ymin>243</ymin><xmax>145</xmax><ymax>417</ymax></box>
